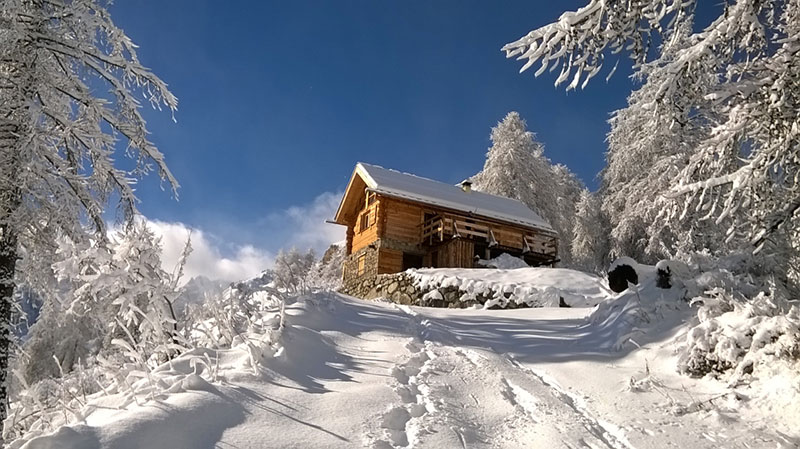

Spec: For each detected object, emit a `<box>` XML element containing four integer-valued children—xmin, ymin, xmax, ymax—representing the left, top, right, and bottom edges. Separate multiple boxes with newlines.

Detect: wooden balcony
<box><xmin>421</xmin><ymin>214</ymin><xmax>556</xmax><ymax>259</ymax></box>
<box><xmin>421</xmin><ymin>215</ymin><xmax>494</xmax><ymax>245</ymax></box>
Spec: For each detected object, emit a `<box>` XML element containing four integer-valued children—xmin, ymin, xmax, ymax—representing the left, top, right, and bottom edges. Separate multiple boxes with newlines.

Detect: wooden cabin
<box><xmin>331</xmin><ymin>163</ymin><xmax>558</xmax><ymax>288</ymax></box>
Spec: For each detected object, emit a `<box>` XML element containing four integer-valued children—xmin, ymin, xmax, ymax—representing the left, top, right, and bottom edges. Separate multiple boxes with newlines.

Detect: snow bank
<box><xmin>590</xmin><ymin>255</ymin><xmax>800</xmax><ymax>433</ymax></box>
<box><xmin>409</xmin><ymin>267</ymin><xmax>611</xmax><ymax>308</ymax></box>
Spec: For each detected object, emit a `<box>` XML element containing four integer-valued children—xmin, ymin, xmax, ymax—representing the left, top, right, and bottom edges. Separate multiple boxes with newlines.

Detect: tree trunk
<box><xmin>0</xmin><ymin>121</ymin><xmax>22</xmax><ymax>426</ymax></box>
<box><xmin>0</xmin><ymin>226</ymin><xmax>18</xmax><ymax>424</ymax></box>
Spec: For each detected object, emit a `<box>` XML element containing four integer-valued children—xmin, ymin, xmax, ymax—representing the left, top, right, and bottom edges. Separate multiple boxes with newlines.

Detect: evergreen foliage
<box><xmin>472</xmin><ymin>112</ymin><xmax>584</xmax><ymax>265</ymax></box>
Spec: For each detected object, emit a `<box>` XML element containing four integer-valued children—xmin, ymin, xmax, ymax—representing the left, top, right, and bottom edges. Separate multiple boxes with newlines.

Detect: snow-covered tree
<box><xmin>571</xmin><ymin>189</ymin><xmax>608</xmax><ymax>271</ymax></box>
<box><xmin>308</xmin><ymin>244</ymin><xmax>346</xmax><ymax>290</ymax></box>
<box><xmin>273</xmin><ymin>248</ymin><xmax>316</xmax><ymax>294</ymax></box>
<box><xmin>504</xmin><ymin>0</ymin><xmax>800</xmax><ymax>259</ymax></box>
<box><xmin>0</xmin><ymin>0</ymin><xmax>177</xmax><ymax>420</ymax></box>
<box><xmin>472</xmin><ymin>112</ymin><xmax>584</xmax><ymax>264</ymax></box>
<box><xmin>15</xmin><ymin>221</ymin><xmax>186</xmax><ymax>408</ymax></box>
<box><xmin>549</xmin><ymin>163</ymin><xmax>584</xmax><ymax>262</ymax></box>
<box><xmin>33</xmin><ymin>223</ymin><xmax>181</xmax><ymax>371</ymax></box>
<box><xmin>600</xmin><ymin>19</ymin><xmax>726</xmax><ymax>262</ymax></box>
<box><xmin>471</xmin><ymin>112</ymin><xmax>551</xmax><ymax>203</ymax></box>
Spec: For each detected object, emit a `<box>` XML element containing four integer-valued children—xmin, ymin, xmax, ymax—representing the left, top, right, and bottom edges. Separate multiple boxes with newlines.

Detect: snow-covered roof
<box><xmin>348</xmin><ymin>162</ymin><xmax>555</xmax><ymax>232</ymax></box>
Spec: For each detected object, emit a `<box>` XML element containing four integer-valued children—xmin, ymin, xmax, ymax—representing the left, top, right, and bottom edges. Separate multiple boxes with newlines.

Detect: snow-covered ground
<box><xmin>17</xmin><ymin>270</ymin><xmax>798</xmax><ymax>449</ymax></box>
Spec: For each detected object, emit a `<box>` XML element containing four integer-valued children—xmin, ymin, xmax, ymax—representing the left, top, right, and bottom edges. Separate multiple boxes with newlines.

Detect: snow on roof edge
<box><xmin>356</xmin><ymin>162</ymin><xmax>555</xmax><ymax>233</ymax></box>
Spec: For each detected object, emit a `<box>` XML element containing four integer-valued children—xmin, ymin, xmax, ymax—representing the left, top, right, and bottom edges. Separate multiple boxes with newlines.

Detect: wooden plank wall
<box><xmin>492</xmin><ymin>226</ymin><xmax>525</xmax><ymax>250</ymax></box>
<box><xmin>351</xmin><ymin>199</ymin><xmax>380</xmax><ymax>254</ymax></box>
<box><xmin>378</xmin><ymin>248</ymin><xmax>403</xmax><ymax>274</ymax></box>
<box><xmin>438</xmin><ymin>239</ymin><xmax>474</xmax><ymax>268</ymax></box>
<box><xmin>381</xmin><ymin>197</ymin><xmax>424</xmax><ymax>244</ymax></box>
<box><xmin>380</xmin><ymin>195</ymin><xmax>554</xmax><ymax>254</ymax></box>
<box><xmin>349</xmin><ymin>193</ymin><xmax>556</xmax><ymax>264</ymax></box>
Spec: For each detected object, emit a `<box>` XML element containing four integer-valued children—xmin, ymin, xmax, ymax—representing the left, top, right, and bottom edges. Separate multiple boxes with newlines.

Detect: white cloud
<box><xmin>142</xmin><ymin>191</ymin><xmax>345</xmax><ymax>284</ymax></box>
<box><xmin>146</xmin><ymin>219</ymin><xmax>273</xmax><ymax>284</ymax></box>
<box><xmin>258</xmin><ymin>191</ymin><xmax>346</xmax><ymax>255</ymax></box>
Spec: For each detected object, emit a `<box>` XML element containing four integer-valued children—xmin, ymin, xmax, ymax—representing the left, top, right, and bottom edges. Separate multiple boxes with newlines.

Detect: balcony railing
<box><xmin>421</xmin><ymin>215</ymin><xmax>494</xmax><ymax>245</ymax></box>
<box><xmin>421</xmin><ymin>214</ymin><xmax>556</xmax><ymax>259</ymax></box>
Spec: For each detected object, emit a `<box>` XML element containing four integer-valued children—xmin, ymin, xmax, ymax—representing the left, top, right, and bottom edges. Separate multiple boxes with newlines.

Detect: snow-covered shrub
<box><xmin>5</xmin><ymin>361</ymin><xmax>110</xmax><ymax>442</ymax></box>
<box><xmin>307</xmin><ymin>244</ymin><xmax>346</xmax><ymax>290</ymax></box>
<box><xmin>51</xmin><ymin>223</ymin><xmax>187</xmax><ymax>366</ymax></box>
<box><xmin>8</xmin><ymin>268</ymin><xmax>287</xmax><ymax>444</ymax></box>
<box><xmin>273</xmin><ymin>248</ymin><xmax>316</xmax><ymax>294</ymax></box>
<box><xmin>679</xmin><ymin>288</ymin><xmax>800</xmax><ymax>382</ymax></box>
<box><xmin>5</xmin><ymin>223</ymin><xmax>194</xmax><ymax>442</ymax></box>
<box><xmin>185</xmin><ymin>279</ymin><xmax>282</xmax><ymax>349</ymax></box>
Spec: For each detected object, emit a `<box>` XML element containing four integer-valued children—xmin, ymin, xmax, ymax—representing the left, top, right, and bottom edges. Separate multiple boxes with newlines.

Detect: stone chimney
<box><xmin>460</xmin><ymin>180</ymin><xmax>472</xmax><ymax>193</ymax></box>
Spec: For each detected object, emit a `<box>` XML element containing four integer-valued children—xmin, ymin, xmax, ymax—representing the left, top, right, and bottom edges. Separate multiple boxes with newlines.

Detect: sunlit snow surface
<box><xmin>18</xmin><ymin>272</ymin><xmax>799</xmax><ymax>449</ymax></box>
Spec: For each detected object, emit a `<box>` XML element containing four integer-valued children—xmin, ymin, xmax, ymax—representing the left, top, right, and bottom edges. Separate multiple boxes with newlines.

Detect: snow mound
<box><xmin>475</xmin><ymin>253</ymin><xmax>529</xmax><ymax>269</ymax></box>
<box><xmin>610</xmin><ymin>256</ymin><xmax>657</xmax><ymax>279</ymax></box>
<box><xmin>587</xmin><ymin>270</ymin><xmax>688</xmax><ymax>351</ymax></box>
<box><xmin>409</xmin><ymin>267</ymin><xmax>611</xmax><ymax>308</ymax></box>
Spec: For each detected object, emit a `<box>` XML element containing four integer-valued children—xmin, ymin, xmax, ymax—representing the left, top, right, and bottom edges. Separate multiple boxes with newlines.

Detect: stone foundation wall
<box><xmin>342</xmin><ymin>245</ymin><xmax>379</xmax><ymax>291</ymax></box>
<box><xmin>340</xmin><ymin>273</ymin><xmax>420</xmax><ymax>304</ymax></box>
<box><xmin>339</xmin><ymin>272</ymin><xmax>535</xmax><ymax>309</ymax></box>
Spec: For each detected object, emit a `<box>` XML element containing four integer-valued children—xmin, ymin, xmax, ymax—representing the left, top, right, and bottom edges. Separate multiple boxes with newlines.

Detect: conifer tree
<box><xmin>600</xmin><ymin>19</ymin><xmax>722</xmax><ymax>262</ymax></box>
<box><xmin>472</xmin><ymin>112</ymin><xmax>583</xmax><ymax>264</ymax></box>
<box><xmin>571</xmin><ymin>189</ymin><xmax>608</xmax><ymax>271</ymax></box>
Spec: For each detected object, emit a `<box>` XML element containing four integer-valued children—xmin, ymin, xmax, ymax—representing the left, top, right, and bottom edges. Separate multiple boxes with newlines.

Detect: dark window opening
<box><xmin>489</xmin><ymin>247</ymin><xmax>508</xmax><ymax>259</ymax></box>
<box><xmin>402</xmin><ymin>253</ymin><xmax>423</xmax><ymax>271</ymax></box>
<box><xmin>473</xmin><ymin>243</ymin><xmax>488</xmax><ymax>261</ymax></box>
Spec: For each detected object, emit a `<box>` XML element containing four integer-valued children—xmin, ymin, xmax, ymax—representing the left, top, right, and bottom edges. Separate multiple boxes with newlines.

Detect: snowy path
<box><xmin>364</xmin><ymin>304</ymin><xmax>634</xmax><ymax>449</ymax></box>
<box><xmin>205</xmin><ymin>295</ymin><xmax>791</xmax><ymax>449</ymax></box>
<box><xmin>21</xmin><ymin>293</ymin><xmax>797</xmax><ymax>449</ymax></box>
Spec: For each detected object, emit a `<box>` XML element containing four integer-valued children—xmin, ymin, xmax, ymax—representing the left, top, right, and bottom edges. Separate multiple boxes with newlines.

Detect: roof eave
<box><xmin>372</xmin><ymin>189</ymin><xmax>556</xmax><ymax>235</ymax></box>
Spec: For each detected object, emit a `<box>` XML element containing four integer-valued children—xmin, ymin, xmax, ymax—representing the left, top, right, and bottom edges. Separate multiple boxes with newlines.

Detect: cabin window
<box><xmin>357</xmin><ymin>253</ymin><xmax>366</xmax><ymax>276</ymax></box>
<box><xmin>360</xmin><ymin>210</ymin><xmax>372</xmax><ymax>232</ymax></box>
<box><xmin>366</xmin><ymin>192</ymin><xmax>376</xmax><ymax>206</ymax></box>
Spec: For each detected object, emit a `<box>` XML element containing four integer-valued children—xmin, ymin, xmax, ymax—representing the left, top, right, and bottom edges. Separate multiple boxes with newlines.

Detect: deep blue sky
<box><xmin>108</xmin><ymin>1</ymin><xmax>709</xmax><ymax>254</ymax></box>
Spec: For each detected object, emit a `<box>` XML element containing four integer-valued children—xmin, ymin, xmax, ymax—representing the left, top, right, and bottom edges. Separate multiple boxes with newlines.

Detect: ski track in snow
<box><xmin>369</xmin><ymin>302</ymin><xmax>638</xmax><ymax>449</ymax></box>
<box><xmin>505</xmin><ymin>356</ymin><xmax>635</xmax><ymax>449</ymax></box>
